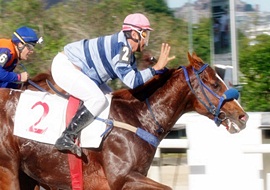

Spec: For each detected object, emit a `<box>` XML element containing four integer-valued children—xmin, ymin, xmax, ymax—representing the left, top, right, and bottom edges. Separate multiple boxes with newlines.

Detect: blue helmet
<box><xmin>12</xmin><ymin>26</ymin><xmax>39</xmax><ymax>44</ymax></box>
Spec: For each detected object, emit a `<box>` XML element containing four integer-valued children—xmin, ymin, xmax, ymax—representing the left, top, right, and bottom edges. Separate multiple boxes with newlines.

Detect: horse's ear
<box><xmin>187</xmin><ymin>52</ymin><xmax>204</xmax><ymax>67</ymax></box>
<box><xmin>192</xmin><ymin>52</ymin><xmax>197</xmax><ymax>58</ymax></box>
<box><xmin>187</xmin><ymin>52</ymin><xmax>193</xmax><ymax>65</ymax></box>
<box><xmin>191</xmin><ymin>52</ymin><xmax>204</xmax><ymax>68</ymax></box>
<box><xmin>192</xmin><ymin>52</ymin><xmax>202</xmax><ymax>63</ymax></box>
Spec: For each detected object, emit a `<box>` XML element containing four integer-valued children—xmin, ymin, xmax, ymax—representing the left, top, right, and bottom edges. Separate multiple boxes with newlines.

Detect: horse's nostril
<box><xmin>239</xmin><ymin>114</ymin><xmax>248</xmax><ymax>124</ymax></box>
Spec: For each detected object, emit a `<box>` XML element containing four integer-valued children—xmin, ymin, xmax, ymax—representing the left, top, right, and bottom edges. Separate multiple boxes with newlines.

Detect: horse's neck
<box><xmin>149</xmin><ymin>70</ymin><xmax>191</xmax><ymax>133</ymax></box>
<box><xmin>110</xmin><ymin>69</ymin><xmax>192</xmax><ymax>138</ymax></box>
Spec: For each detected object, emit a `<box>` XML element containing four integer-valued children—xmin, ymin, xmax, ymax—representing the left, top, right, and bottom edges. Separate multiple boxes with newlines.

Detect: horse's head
<box><xmin>185</xmin><ymin>52</ymin><xmax>248</xmax><ymax>133</ymax></box>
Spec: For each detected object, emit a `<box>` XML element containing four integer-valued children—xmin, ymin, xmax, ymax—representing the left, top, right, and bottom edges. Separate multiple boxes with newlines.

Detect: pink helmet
<box><xmin>122</xmin><ymin>13</ymin><xmax>153</xmax><ymax>31</ymax></box>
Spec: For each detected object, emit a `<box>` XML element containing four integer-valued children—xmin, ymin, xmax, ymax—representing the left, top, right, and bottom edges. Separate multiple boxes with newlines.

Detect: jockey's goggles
<box><xmin>131</xmin><ymin>27</ymin><xmax>151</xmax><ymax>46</ymax></box>
<box><xmin>22</xmin><ymin>37</ymin><xmax>43</xmax><ymax>51</ymax></box>
<box><xmin>25</xmin><ymin>43</ymin><xmax>35</xmax><ymax>51</ymax></box>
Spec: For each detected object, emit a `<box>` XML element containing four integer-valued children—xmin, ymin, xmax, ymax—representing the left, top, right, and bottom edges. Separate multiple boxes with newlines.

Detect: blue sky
<box><xmin>166</xmin><ymin>0</ymin><xmax>194</xmax><ymax>8</ymax></box>
<box><xmin>166</xmin><ymin>0</ymin><xmax>270</xmax><ymax>12</ymax></box>
<box><xmin>244</xmin><ymin>0</ymin><xmax>270</xmax><ymax>12</ymax></box>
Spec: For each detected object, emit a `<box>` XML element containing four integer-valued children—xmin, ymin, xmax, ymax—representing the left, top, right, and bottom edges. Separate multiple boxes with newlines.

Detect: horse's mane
<box><xmin>23</xmin><ymin>70</ymin><xmax>56</xmax><ymax>92</ymax></box>
<box><xmin>30</xmin><ymin>71</ymin><xmax>53</xmax><ymax>82</ymax></box>
<box><xmin>112</xmin><ymin>69</ymin><xmax>177</xmax><ymax>101</ymax></box>
<box><xmin>112</xmin><ymin>52</ymin><xmax>206</xmax><ymax>101</ymax></box>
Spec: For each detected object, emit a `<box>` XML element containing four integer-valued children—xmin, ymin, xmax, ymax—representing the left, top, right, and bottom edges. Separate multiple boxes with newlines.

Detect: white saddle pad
<box><xmin>14</xmin><ymin>90</ymin><xmax>111</xmax><ymax>148</ymax></box>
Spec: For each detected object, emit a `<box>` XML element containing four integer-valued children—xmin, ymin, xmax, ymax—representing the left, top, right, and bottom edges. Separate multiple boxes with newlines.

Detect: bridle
<box><xmin>145</xmin><ymin>63</ymin><xmax>239</xmax><ymax>137</ymax></box>
<box><xmin>179</xmin><ymin>64</ymin><xmax>239</xmax><ymax>126</ymax></box>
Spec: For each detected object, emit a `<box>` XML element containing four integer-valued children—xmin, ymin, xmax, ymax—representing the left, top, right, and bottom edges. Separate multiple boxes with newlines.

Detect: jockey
<box><xmin>52</xmin><ymin>13</ymin><xmax>175</xmax><ymax>157</ymax></box>
<box><xmin>0</xmin><ymin>26</ymin><xmax>42</xmax><ymax>88</ymax></box>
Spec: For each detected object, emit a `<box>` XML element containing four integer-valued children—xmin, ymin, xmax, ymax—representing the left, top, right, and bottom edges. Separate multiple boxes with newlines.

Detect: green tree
<box><xmin>239</xmin><ymin>34</ymin><xmax>270</xmax><ymax>111</ymax></box>
<box><xmin>1</xmin><ymin>0</ymin><xmax>67</xmax><ymax>75</ymax></box>
<box><xmin>192</xmin><ymin>18</ymin><xmax>211</xmax><ymax>63</ymax></box>
<box><xmin>142</xmin><ymin>0</ymin><xmax>173</xmax><ymax>16</ymax></box>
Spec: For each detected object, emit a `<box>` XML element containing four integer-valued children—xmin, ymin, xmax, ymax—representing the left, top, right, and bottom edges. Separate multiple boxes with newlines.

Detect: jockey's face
<box><xmin>17</xmin><ymin>42</ymin><xmax>35</xmax><ymax>60</ymax></box>
<box><xmin>131</xmin><ymin>30</ymin><xmax>150</xmax><ymax>52</ymax></box>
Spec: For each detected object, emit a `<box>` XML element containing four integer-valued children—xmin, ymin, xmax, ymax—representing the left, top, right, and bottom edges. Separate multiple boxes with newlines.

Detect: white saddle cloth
<box><xmin>14</xmin><ymin>90</ymin><xmax>111</xmax><ymax>148</ymax></box>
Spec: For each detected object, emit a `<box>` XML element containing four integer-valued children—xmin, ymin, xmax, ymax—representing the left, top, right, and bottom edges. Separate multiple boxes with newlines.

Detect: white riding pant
<box><xmin>51</xmin><ymin>52</ymin><xmax>109</xmax><ymax>117</ymax></box>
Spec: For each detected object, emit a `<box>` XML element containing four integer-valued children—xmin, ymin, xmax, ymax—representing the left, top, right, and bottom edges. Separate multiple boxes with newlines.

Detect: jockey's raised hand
<box><xmin>152</xmin><ymin>43</ymin><xmax>175</xmax><ymax>71</ymax></box>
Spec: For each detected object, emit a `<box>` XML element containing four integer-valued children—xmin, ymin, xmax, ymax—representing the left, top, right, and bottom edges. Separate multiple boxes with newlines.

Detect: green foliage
<box><xmin>1</xmin><ymin>0</ymin><xmax>67</xmax><ymax>75</ymax></box>
<box><xmin>3</xmin><ymin>0</ymin><xmax>44</xmax><ymax>31</ymax></box>
<box><xmin>192</xmin><ymin>18</ymin><xmax>211</xmax><ymax>63</ymax></box>
<box><xmin>142</xmin><ymin>0</ymin><xmax>174</xmax><ymax>16</ymax></box>
<box><xmin>239</xmin><ymin>34</ymin><xmax>270</xmax><ymax>111</ymax></box>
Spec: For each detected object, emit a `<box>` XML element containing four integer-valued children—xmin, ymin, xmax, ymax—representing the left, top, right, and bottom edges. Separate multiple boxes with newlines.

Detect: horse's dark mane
<box><xmin>30</xmin><ymin>71</ymin><xmax>52</xmax><ymax>82</ymax></box>
<box><xmin>23</xmin><ymin>70</ymin><xmax>58</xmax><ymax>93</ymax></box>
<box><xmin>112</xmin><ymin>68</ymin><xmax>177</xmax><ymax>101</ymax></box>
<box><xmin>112</xmin><ymin>53</ymin><xmax>207</xmax><ymax>101</ymax></box>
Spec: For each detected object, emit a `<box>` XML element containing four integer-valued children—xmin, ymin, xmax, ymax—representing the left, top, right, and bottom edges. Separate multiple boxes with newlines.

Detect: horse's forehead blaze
<box><xmin>215</xmin><ymin>73</ymin><xmax>227</xmax><ymax>87</ymax></box>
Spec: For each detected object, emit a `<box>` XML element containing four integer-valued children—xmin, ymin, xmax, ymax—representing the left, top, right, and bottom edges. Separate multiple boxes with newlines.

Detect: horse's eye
<box><xmin>212</xmin><ymin>82</ymin><xmax>219</xmax><ymax>90</ymax></box>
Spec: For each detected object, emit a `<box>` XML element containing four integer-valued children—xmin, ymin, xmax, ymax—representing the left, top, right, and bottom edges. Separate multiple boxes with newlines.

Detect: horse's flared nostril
<box><xmin>239</xmin><ymin>113</ymin><xmax>249</xmax><ymax>124</ymax></box>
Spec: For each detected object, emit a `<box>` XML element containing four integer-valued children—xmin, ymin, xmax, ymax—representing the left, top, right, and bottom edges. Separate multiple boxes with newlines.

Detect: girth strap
<box><xmin>97</xmin><ymin>117</ymin><xmax>160</xmax><ymax>147</ymax></box>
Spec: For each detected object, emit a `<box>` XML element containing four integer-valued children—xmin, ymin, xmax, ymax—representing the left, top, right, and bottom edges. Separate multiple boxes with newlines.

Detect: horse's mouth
<box><xmin>224</xmin><ymin>114</ymin><xmax>249</xmax><ymax>134</ymax></box>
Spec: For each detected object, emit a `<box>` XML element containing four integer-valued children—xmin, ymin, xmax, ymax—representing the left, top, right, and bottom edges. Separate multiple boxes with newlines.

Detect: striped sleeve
<box><xmin>113</xmin><ymin>49</ymin><xmax>154</xmax><ymax>88</ymax></box>
<box><xmin>108</xmin><ymin>33</ymin><xmax>154</xmax><ymax>89</ymax></box>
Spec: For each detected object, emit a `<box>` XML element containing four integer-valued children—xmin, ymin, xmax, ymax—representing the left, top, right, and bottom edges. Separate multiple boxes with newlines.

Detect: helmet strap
<box><xmin>136</xmin><ymin>39</ymin><xmax>141</xmax><ymax>52</ymax></box>
<box><xmin>14</xmin><ymin>31</ymin><xmax>27</xmax><ymax>60</ymax></box>
<box><xmin>134</xmin><ymin>31</ymin><xmax>142</xmax><ymax>52</ymax></box>
<box><xmin>130</xmin><ymin>37</ymin><xmax>139</xmax><ymax>43</ymax></box>
<box><xmin>16</xmin><ymin>43</ymin><xmax>26</xmax><ymax>60</ymax></box>
<box><xmin>124</xmin><ymin>31</ymin><xmax>142</xmax><ymax>52</ymax></box>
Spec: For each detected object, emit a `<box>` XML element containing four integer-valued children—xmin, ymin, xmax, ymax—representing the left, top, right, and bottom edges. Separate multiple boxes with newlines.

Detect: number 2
<box><xmin>121</xmin><ymin>46</ymin><xmax>129</xmax><ymax>61</ymax></box>
<box><xmin>120</xmin><ymin>46</ymin><xmax>131</xmax><ymax>63</ymax></box>
<box><xmin>28</xmin><ymin>101</ymin><xmax>49</xmax><ymax>134</ymax></box>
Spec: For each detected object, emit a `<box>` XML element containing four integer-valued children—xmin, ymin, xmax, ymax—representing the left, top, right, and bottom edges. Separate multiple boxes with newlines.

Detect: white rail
<box><xmin>242</xmin><ymin>144</ymin><xmax>270</xmax><ymax>153</ymax></box>
<box><xmin>154</xmin><ymin>138</ymin><xmax>189</xmax><ymax>159</ymax></box>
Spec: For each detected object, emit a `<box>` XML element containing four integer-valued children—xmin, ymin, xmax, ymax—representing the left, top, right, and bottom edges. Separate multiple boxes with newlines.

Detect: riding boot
<box><xmin>55</xmin><ymin>105</ymin><xmax>95</xmax><ymax>157</ymax></box>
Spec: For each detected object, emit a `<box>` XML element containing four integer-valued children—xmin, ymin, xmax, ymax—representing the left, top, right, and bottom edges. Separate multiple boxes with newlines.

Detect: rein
<box><xmin>27</xmin><ymin>79</ymin><xmax>48</xmax><ymax>92</ymax></box>
<box><xmin>18</xmin><ymin>63</ymin><xmax>49</xmax><ymax>92</ymax></box>
<box><xmin>179</xmin><ymin>64</ymin><xmax>239</xmax><ymax>126</ymax></box>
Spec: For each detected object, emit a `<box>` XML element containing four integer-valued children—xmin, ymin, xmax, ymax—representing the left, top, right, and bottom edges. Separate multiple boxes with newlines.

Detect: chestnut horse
<box><xmin>18</xmin><ymin>71</ymin><xmax>62</xmax><ymax>190</ymax></box>
<box><xmin>0</xmin><ymin>53</ymin><xmax>248</xmax><ymax>190</ymax></box>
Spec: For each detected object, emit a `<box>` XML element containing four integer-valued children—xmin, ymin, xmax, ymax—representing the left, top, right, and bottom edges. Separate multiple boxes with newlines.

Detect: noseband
<box><xmin>179</xmin><ymin>64</ymin><xmax>239</xmax><ymax>126</ymax></box>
